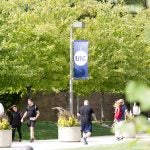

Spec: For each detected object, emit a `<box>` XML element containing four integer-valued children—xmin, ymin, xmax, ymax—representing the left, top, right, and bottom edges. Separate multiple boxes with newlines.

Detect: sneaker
<box><xmin>83</xmin><ymin>137</ymin><xmax>88</xmax><ymax>145</ymax></box>
<box><xmin>30</xmin><ymin>138</ymin><xmax>34</xmax><ymax>143</ymax></box>
<box><xmin>116</xmin><ymin>137</ymin><xmax>123</xmax><ymax>141</ymax></box>
<box><xmin>120</xmin><ymin>137</ymin><xmax>123</xmax><ymax>140</ymax></box>
<box><xmin>116</xmin><ymin>137</ymin><xmax>121</xmax><ymax>141</ymax></box>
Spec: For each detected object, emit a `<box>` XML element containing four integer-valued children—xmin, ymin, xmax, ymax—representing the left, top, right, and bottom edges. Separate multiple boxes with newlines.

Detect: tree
<box><xmin>74</xmin><ymin>3</ymin><xmax>150</xmax><ymax>95</ymax></box>
<box><xmin>0</xmin><ymin>0</ymin><xmax>149</xmax><ymax>97</ymax></box>
<box><xmin>0</xmin><ymin>0</ymin><xmax>74</xmax><ymax>94</ymax></box>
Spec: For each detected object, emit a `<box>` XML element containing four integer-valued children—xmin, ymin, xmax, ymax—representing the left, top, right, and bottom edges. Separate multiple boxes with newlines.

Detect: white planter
<box><xmin>0</xmin><ymin>130</ymin><xmax>12</xmax><ymax>147</ymax></box>
<box><xmin>58</xmin><ymin>126</ymin><xmax>81</xmax><ymax>142</ymax></box>
<box><xmin>122</xmin><ymin>122</ymin><xmax>136</xmax><ymax>138</ymax></box>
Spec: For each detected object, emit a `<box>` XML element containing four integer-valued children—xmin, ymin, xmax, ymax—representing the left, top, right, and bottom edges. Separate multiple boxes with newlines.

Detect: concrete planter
<box><xmin>0</xmin><ymin>130</ymin><xmax>12</xmax><ymax>147</ymax></box>
<box><xmin>122</xmin><ymin>122</ymin><xmax>136</xmax><ymax>138</ymax></box>
<box><xmin>58</xmin><ymin>126</ymin><xmax>81</xmax><ymax>142</ymax></box>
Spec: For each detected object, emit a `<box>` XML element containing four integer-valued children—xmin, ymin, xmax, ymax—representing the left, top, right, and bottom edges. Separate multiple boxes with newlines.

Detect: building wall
<box><xmin>20</xmin><ymin>92</ymin><xmax>123</xmax><ymax>122</ymax></box>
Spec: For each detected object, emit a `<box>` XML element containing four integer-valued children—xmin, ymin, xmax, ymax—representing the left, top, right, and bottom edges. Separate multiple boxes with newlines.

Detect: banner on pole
<box><xmin>73</xmin><ymin>40</ymin><xmax>88</xmax><ymax>79</ymax></box>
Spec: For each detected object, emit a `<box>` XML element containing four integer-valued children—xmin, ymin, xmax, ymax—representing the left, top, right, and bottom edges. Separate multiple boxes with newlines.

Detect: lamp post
<box><xmin>69</xmin><ymin>22</ymin><xmax>85</xmax><ymax>114</ymax></box>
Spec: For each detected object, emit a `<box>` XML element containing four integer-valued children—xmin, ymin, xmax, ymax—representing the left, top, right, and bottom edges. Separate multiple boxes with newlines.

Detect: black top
<box><xmin>78</xmin><ymin>105</ymin><xmax>94</xmax><ymax>123</ymax></box>
<box><xmin>10</xmin><ymin>111</ymin><xmax>22</xmax><ymax>126</ymax></box>
<box><xmin>26</xmin><ymin>105</ymin><xmax>39</xmax><ymax>118</ymax></box>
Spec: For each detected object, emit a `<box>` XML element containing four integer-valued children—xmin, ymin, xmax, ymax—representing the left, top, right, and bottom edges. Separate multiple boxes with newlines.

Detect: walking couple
<box><xmin>9</xmin><ymin>98</ymin><xmax>40</xmax><ymax>143</ymax></box>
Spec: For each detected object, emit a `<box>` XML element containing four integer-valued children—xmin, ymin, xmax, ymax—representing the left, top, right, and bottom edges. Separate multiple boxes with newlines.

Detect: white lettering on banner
<box><xmin>74</xmin><ymin>50</ymin><xmax>88</xmax><ymax>66</ymax></box>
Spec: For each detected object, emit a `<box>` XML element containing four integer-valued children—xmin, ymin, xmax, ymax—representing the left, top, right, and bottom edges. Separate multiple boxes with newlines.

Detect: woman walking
<box><xmin>114</xmin><ymin>99</ymin><xmax>129</xmax><ymax>141</ymax></box>
<box><xmin>10</xmin><ymin>105</ymin><xmax>22</xmax><ymax>142</ymax></box>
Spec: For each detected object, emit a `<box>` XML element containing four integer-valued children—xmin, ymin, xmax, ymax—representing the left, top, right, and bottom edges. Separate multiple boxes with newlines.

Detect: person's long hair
<box><xmin>113</xmin><ymin>99</ymin><xmax>124</xmax><ymax>114</ymax></box>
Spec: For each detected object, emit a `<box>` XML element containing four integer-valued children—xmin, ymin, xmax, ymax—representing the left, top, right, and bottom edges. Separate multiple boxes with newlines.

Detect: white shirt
<box><xmin>133</xmin><ymin>105</ymin><xmax>141</xmax><ymax>115</ymax></box>
<box><xmin>0</xmin><ymin>103</ymin><xmax>4</xmax><ymax>116</ymax></box>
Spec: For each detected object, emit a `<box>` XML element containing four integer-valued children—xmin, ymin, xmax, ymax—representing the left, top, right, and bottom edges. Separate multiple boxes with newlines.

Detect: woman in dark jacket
<box><xmin>10</xmin><ymin>105</ymin><xmax>22</xmax><ymax>142</ymax></box>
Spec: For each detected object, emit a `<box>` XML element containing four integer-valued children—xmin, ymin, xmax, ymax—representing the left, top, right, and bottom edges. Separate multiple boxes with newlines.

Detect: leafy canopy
<box><xmin>0</xmin><ymin>0</ymin><xmax>149</xmax><ymax>95</ymax></box>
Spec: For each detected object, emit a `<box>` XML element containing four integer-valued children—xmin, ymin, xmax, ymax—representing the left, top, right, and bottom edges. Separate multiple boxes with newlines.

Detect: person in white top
<box><xmin>132</xmin><ymin>102</ymin><xmax>141</xmax><ymax>117</ymax></box>
<box><xmin>0</xmin><ymin>103</ymin><xmax>4</xmax><ymax>118</ymax></box>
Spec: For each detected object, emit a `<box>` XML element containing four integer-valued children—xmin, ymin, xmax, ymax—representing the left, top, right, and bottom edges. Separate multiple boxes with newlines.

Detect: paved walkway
<box><xmin>9</xmin><ymin>134</ymin><xmax>150</xmax><ymax>150</ymax></box>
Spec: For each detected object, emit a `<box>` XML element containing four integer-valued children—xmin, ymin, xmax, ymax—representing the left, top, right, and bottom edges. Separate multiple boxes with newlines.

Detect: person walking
<box><xmin>77</xmin><ymin>100</ymin><xmax>97</xmax><ymax>145</ymax></box>
<box><xmin>0</xmin><ymin>103</ymin><xmax>4</xmax><ymax>118</ymax></box>
<box><xmin>21</xmin><ymin>98</ymin><xmax>40</xmax><ymax>142</ymax></box>
<box><xmin>132</xmin><ymin>102</ymin><xmax>141</xmax><ymax>117</ymax></box>
<box><xmin>114</xmin><ymin>99</ymin><xmax>129</xmax><ymax>141</ymax></box>
<box><xmin>9</xmin><ymin>105</ymin><xmax>22</xmax><ymax>142</ymax></box>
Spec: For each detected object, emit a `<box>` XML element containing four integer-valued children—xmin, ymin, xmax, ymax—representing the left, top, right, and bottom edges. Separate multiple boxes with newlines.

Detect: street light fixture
<box><xmin>69</xmin><ymin>22</ymin><xmax>85</xmax><ymax>114</ymax></box>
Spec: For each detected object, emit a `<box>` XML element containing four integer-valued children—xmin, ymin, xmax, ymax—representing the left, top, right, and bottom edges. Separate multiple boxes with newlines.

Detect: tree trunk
<box><xmin>100</xmin><ymin>92</ymin><xmax>105</xmax><ymax>122</ymax></box>
<box><xmin>76</xmin><ymin>95</ymin><xmax>80</xmax><ymax>114</ymax></box>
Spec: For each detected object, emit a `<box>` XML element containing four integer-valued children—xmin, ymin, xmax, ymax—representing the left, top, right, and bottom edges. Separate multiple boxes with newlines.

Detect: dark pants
<box><xmin>12</xmin><ymin>125</ymin><xmax>22</xmax><ymax>140</ymax></box>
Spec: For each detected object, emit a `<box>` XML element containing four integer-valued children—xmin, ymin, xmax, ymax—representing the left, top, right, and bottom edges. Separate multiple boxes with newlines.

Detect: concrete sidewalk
<box><xmin>9</xmin><ymin>134</ymin><xmax>150</xmax><ymax>150</ymax></box>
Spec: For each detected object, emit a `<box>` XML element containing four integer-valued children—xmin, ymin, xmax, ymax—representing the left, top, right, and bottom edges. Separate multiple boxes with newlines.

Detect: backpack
<box><xmin>114</xmin><ymin>106</ymin><xmax>122</xmax><ymax>120</ymax></box>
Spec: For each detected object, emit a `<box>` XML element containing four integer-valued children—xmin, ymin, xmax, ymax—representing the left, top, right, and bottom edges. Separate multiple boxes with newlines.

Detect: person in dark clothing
<box><xmin>10</xmin><ymin>105</ymin><xmax>22</xmax><ymax>142</ymax></box>
<box><xmin>21</xmin><ymin>98</ymin><xmax>40</xmax><ymax>143</ymax></box>
<box><xmin>77</xmin><ymin>100</ymin><xmax>97</xmax><ymax>145</ymax></box>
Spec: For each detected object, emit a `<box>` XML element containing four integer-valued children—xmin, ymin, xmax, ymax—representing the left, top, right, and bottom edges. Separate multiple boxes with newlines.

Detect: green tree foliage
<box><xmin>0</xmin><ymin>93</ymin><xmax>21</xmax><ymax>109</ymax></box>
<box><xmin>0</xmin><ymin>0</ymin><xmax>74</xmax><ymax>94</ymax></box>
<box><xmin>0</xmin><ymin>0</ymin><xmax>149</xmax><ymax>96</ymax></box>
<box><xmin>74</xmin><ymin>3</ymin><xmax>150</xmax><ymax>95</ymax></box>
<box><xmin>126</xmin><ymin>81</ymin><xmax>150</xmax><ymax>111</ymax></box>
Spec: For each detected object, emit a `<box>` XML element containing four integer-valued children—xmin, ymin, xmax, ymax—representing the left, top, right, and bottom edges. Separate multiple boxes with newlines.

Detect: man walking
<box><xmin>77</xmin><ymin>100</ymin><xmax>97</xmax><ymax>145</ymax></box>
<box><xmin>21</xmin><ymin>98</ymin><xmax>40</xmax><ymax>142</ymax></box>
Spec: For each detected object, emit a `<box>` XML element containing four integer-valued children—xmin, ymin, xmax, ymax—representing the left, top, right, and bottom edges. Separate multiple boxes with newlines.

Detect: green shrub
<box><xmin>52</xmin><ymin>107</ymin><xmax>79</xmax><ymax>127</ymax></box>
<box><xmin>0</xmin><ymin>118</ymin><xmax>11</xmax><ymax>130</ymax></box>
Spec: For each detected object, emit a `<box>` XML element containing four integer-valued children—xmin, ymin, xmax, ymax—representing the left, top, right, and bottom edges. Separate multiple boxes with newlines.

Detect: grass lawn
<box><xmin>66</xmin><ymin>142</ymin><xmax>150</xmax><ymax>150</ymax></box>
<box><xmin>15</xmin><ymin>121</ymin><xmax>113</xmax><ymax>140</ymax></box>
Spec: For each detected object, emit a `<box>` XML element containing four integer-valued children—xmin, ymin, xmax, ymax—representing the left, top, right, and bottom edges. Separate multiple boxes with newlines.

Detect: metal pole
<box><xmin>69</xmin><ymin>24</ymin><xmax>73</xmax><ymax>114</ymax></box>
<box><xmin>77</xmin><ymin>95</ymin><xmax>80</xmax><ymax>113</ymax></box>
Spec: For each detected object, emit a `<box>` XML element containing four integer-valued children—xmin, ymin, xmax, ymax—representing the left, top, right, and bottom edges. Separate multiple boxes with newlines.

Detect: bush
<box><xmin>0</xmin><ymin>118</ymin><xmax>11</xmax><ymax>130</ymax></box>
<box><xmin>52</xmin><ymin>107</ymin><xmax>79</xmax><ymax>127</ymax></box>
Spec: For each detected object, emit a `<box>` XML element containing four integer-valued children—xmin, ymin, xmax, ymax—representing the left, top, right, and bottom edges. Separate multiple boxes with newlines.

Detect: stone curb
<box><xmin>0</xmin><ymin>146</ymin><xmax>33</xmax><ymax>150</ymax></box>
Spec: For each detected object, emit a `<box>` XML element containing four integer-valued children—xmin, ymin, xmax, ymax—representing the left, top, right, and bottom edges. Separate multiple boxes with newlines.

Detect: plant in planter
<box><xmin>122</xmin><ymin>115</ymin><xmax>136</xmax><ymax>138</ymax></box>
<box><xmin>0</xmin><ymin>117</ymin><xmax>12</xmax><ymax>147</ymax></box>
<box><xmin>0</xmin><ymin>118</ymin><xmax>11</xmax><ymax>130</ymax></box>
<box><xmin>52</xmin><ymin>107</ymin><xmax>81</xmax><ymax>141</ymax></box>
<box><xmin>55</xmin><ymin>107</ymin><xmax>79</xmax><ymax>127</ymax></box>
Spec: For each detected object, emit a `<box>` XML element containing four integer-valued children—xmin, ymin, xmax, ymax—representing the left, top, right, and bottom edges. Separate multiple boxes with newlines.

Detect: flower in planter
<box><xmin>0</xmin><ymin>118</ymin><xmax>11</xmax><ymax>130</ymax></box>
<box><xmin>52</xmin><ymin>107</ymin><xmax>79</xmax><ymax>127</ymax></box>
<box><xmin>126</xmin><ymin>115</ymin><xmax>135</xmax><ymax>122</ymax></box>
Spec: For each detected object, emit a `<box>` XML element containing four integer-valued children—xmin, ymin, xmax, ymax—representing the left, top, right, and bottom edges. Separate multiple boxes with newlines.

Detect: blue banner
<box><xmin>73</xmin><ymin>40</ymin><xmax>88</xmax><ymax>79</ymax></box>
